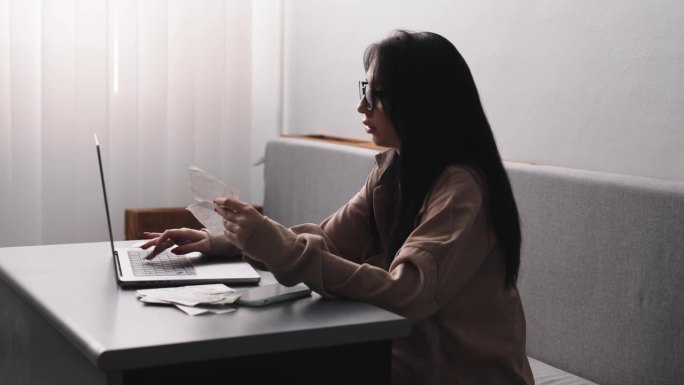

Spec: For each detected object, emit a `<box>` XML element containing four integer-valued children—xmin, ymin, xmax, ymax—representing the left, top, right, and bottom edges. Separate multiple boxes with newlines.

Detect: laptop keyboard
<box><xmin>128</xmin><ymin>250</ymin><xmax>197</xmax><ymax>276</ymax></box>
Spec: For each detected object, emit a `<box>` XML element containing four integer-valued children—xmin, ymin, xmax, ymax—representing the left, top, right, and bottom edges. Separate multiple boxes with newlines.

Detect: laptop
<box><xmin>94</xmin><ymin>134</ymin><xmax>261</xmax><ymax>287</ymax></box>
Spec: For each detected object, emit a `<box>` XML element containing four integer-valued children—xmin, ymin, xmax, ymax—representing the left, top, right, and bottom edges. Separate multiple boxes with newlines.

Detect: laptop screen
<box><xmin>94</xmin><ymin>134</ymin><xmax>116</xmax><ymax>259</ymax></box>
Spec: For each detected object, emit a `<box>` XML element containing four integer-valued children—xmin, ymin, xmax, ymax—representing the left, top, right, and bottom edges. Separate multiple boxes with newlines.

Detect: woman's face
<box><xmin>357</xmin><ymin>69</ymin><xmax>401</xmax><ymax>152</ymax></box>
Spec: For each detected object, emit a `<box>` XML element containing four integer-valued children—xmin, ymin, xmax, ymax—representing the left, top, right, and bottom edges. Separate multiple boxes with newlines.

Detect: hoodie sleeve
<box><xmin>240</xmin><ymin>166</ymin><xmax>491</xmax><ymax>322</ymax></box>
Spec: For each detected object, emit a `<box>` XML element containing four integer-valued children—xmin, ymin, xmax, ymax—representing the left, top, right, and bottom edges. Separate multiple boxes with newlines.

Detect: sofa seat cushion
<box><xmin>530</xmin><ymin>357</ymin><xmax>598</xmax><ymax>385</ymax></box>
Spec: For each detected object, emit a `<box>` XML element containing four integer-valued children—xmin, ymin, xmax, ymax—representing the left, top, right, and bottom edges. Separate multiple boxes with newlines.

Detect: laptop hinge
<box><xmin>113</xmin><ymin>250</ymin><xmax>124</xmax><ymax>278</ymax></box>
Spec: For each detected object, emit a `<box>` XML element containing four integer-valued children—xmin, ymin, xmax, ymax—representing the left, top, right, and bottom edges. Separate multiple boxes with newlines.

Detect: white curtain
<box><xmin>0</xmin><ymin>0</ymin><xmax>274</xmax><ymax>247</ymax></box>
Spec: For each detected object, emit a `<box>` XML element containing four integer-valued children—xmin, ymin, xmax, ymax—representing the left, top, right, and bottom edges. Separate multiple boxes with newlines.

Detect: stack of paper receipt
<box><xmin>137</xmin><ymin>284</ymin><xmax>240</xmax><ymax>316</ymax></box>
<box><xmin>186</xmin><ymin>166</ymin><xmax>238</xmax><ymax>235</ymax></box>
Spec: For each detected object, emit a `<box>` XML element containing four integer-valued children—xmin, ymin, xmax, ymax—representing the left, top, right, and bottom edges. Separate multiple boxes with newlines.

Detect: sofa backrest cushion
<box><xmin>263</xmin><ymin>137</ymin><xmax>376</xmax><ymax>227</ymax></box>
<box><xmin>507</xmin><ymin>162</ymin><xmax>684</xmax><ymax>385</ymax></box>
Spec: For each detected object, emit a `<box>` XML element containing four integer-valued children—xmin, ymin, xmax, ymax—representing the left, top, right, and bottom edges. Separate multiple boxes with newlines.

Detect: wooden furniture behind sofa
<box><xmin>124</xmin><ymin>208</ymin><xmax>203</xmax><ymax>240</ymax></box>
<box><xmin>125</xmin><ymin>205</ymin><xmax>264</xmax><ymax>240</ymax></box>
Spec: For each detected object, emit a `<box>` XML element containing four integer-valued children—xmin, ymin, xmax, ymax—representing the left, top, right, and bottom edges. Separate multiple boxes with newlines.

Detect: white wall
<box><xmin>250</xmin><ymin>0</ymin><xmax>284</xmax><ymax>206</ymax></box>
<box><xmin>281</xmin><ymin>0</ymin><xmax>684</xmax><ymax>182</ymax></box>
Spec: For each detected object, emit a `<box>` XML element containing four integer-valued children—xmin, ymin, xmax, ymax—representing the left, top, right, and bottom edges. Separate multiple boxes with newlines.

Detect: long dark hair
<box><xmin>365</xmin><ymin>30</ymin><xmax>521</xmax><ymax>288</ymax></box>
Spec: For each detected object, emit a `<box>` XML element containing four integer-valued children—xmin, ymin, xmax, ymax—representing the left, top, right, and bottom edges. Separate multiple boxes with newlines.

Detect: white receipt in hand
<box><xmin>186</xmin><ymin>166</ymin><xmax>238</xmax><ymax>235</ymax></box>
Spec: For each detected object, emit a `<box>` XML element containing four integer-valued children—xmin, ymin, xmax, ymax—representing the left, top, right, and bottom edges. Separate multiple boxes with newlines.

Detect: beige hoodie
<box><xmin>232</xmin><ymin>150</ymin><xmax>533</xmax><ymax>385</ymax></box>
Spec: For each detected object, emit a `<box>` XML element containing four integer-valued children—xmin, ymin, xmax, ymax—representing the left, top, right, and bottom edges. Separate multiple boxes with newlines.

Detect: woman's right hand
<box><xmin>141</xmin><ymin>228</ymin><xmax>211</xmax><ymax>260</ymax></box>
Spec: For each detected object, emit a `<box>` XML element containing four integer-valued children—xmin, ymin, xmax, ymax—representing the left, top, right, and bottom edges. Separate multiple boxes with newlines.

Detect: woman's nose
<box><xmin>357</xmin><ymin>96</ymin><xmax>368</xmax><ymax>114</ymax></box>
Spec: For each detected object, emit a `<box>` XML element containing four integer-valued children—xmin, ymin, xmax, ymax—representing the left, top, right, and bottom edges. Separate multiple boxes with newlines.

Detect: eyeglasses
<box><xmin>358</xmin><ymin>81</ymin><xmax>384</xmax><ymax>112</ymax></box>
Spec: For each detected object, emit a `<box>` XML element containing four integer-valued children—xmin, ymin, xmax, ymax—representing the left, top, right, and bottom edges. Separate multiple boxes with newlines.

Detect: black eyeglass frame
<box><xmin>359</xmin><ymin>81</ymin><xmax>385</xmax><ymax>112</ymax></box>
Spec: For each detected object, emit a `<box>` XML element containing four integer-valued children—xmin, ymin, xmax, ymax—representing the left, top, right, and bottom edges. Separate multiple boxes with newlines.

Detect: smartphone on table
<box><xmin>236</xmin><ymin>283</ymin><xmax>312</xmax><ymax>307</ymax></box>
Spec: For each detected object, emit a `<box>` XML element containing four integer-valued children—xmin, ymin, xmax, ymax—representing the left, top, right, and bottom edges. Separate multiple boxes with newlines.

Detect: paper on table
<box><xmin>175</xmin><ymin>304</ymin><xmax>237</xmax><ymax>316</ymax></box>
<box><xmin>136</xmin><ymin>284</ymin><xmax>240</xmax><ymax>315</ymax></box>
<box><xmin>186</xmin><ymin>166</ymin><xmax>238</xmax><ymax>235</ymax></box>
<box><xmin>176</xmin><ymin>305</ymin><xmax>237</xmax><ymax>315</ymax></box>
<box><xmin>175</xmin><ymin>294</ymin><xmax>241</xmax><ymax>316</ymax></box>
<box><xmin>136</xmin><ymin>284</ymin><xmax>237</xmax><ymax>306</ymax></box>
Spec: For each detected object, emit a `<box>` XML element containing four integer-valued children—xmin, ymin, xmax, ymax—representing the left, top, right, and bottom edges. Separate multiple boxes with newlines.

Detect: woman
<box><xmin>144</xmin><ymin>30</ymin><xmax>533</xmax><ymax>385</ymax></box>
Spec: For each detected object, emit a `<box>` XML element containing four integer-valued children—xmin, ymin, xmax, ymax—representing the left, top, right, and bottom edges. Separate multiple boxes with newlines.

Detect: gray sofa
<box><xmin>262</xmin><ymin>136</ymin><xmax>684</xmax><ymax>385</ymax></box>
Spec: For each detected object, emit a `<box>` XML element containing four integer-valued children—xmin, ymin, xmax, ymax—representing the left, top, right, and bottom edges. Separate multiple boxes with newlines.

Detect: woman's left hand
<box><xmin>214</xmin><ymin>197</ymin><xmax>264</xmax><ymax>250</ymax></box>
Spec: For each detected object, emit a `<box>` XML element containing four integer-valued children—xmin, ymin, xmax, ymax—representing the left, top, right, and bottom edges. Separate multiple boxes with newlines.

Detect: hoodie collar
<box><xmin>375</xmin><ymin>148</ymin><xmax>398</xmax><ymax>180</ymax></box>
